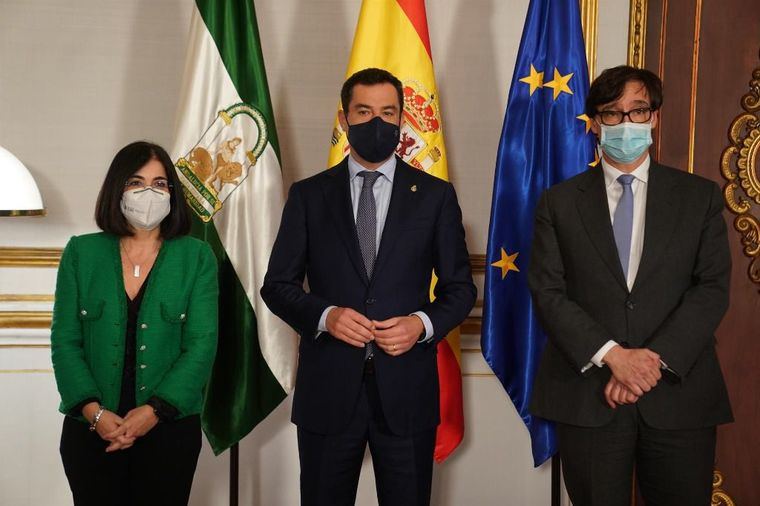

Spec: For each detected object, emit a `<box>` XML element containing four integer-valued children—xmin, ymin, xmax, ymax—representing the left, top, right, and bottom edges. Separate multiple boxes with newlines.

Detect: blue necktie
<box><xmin>356</xmin><ymin>171</ymin><xmax>381</xmax><ymax>358</ymax></box>
<box><xmin>613</xmin><ymin>174</ymin><xmax>635</xmax><ymax>279</ymax></box>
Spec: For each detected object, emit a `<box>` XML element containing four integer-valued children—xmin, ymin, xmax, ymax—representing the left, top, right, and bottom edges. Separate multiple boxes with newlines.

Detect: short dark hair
<box><xmin>95</xmin><ymin>141</ymin><xmax>190</xmax><ymax>239</ymax></box>
<box><xmin>340</xmin><ymin>67</ymin><xmax>404</xmax><ymax>113</ymax></box>
<box><xmin>585</xmin><ymin>65</ymin><xmax>663</xmax><ymax>118</ymax></box>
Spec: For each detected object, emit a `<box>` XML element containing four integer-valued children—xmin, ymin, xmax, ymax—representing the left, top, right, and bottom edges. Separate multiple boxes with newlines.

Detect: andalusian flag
<box><xmin>329</xmin><ymin>0</ymin><xmax>463</xmax><ymax>463</ymax></box>
<box><xmin>171</xmin><ymin>0</ymin><xmax>297</xmax><ymax>455</ymax></box>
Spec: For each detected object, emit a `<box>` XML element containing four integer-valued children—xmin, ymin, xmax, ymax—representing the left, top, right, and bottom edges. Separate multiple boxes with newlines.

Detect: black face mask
<box><xmin>346</xmin><ymin>116</ymin><xmax>400</xmax><ymax>163</ymax></box>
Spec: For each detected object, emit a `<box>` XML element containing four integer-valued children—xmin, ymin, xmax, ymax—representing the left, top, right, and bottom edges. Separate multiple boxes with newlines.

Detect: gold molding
<box><xmin>0</xmin><ymin>344</ymin><xmax>50</xmax><ymax>349</ymax></box>
<box><xmin>627</xmin><ymin>0</ymin><xmax>648</xmax><ymax>68</ymax></box>
<box><xmin>720</xmin><ymin>50</ymin><xmax>760</xmax><ymax>287</ymax></box>
<box><xmin>470</xmin><ymin>254</ymin><xmax>485</xmax><ymax>275</ymax></box>
<box><xmin>579</xmin><ymin>0</ymin><xmax>599</xmax><ymax>79</ymax></box>
<box><xmin>687</xmin><ymin>0</ymin><xmax>703</xmax><ymax>174</ymax></box>
<box><xmin>0</xmin><ymin>369</ymin><xmax>53</xmax><ymax>374</ymax></box>
<box><xmin>461</xmin><ymin>316</ymin><xmax>482</xmax><ymax>335</ymax></box>
<box><xmin>712</xmin><ymin>469</ymin><xmax>736</xmax><ymax>506</ymax></box>
<box><xmin>0</xmin><ymin>294</ymin><xmax>54</xmax><ymax>302</ymax></box>
<box><xmin>0</xmin><ymin>209</ymin><xmax>46</xmax><ymax>217</ymax></box>
<box><xmin>0</xmin><ymin>311</ymin><xmax>52</xmax><ymax>329</ymax></box>
<box><xmin>0</xmin><ymin>247</ymin><xmax>62</xmax><ymax>267</ymax></box>
<box><xmin>656</xmin><ymin>0</ymin><xmax>668</xmax><ymax>161</ymax></box>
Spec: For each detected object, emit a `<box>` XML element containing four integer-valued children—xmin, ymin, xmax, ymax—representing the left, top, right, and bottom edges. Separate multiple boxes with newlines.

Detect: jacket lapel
<box><xmin>321</xmin><ymin>159</ymin><xmax>369</xmax><ymax>285</ymax></box>
<box><xmin>575</xmin><ymin>169</ymin><xmax>629</xmax><ymax>291</ymax></box>
<box><xmin>631</xmin><ymin>163</ymin><xmax>679</xmax><ymax>293</ymax></box>
<box><xmin>372</xmin><ymin>158</ymin><xmax>413</xmax><ymax>280</ymax></box>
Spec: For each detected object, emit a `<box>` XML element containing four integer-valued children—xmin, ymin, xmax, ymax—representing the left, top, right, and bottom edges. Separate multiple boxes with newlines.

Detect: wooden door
<box><xmin>636</xmin><ymin>0</ymin><xmax>760</xmax><ymax>503</ymax></box>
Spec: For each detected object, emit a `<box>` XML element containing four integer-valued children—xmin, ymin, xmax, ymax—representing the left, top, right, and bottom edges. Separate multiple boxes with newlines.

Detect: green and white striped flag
<box><xmin>171</xmin><ymin>0</ymin><xmax>296</xmax><ymax>455</ymax></box>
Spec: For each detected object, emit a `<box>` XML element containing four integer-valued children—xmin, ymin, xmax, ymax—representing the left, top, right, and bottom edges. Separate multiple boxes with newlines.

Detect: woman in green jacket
<box><xmin>51</xmin><ymin>141</ymin><xmax>218</xmax><ymax>506</ymax></box>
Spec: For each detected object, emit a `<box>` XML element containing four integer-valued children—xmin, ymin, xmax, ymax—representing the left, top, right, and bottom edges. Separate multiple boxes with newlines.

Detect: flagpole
<box><xmin>230</xmin><ymin>443</ymin><xmax>239</xmax><ymax>506</ymax></box>
<box><xmin>551</xmin><ymin>455</ymin><xmax>561</xmax><ymax>506</ymax></box>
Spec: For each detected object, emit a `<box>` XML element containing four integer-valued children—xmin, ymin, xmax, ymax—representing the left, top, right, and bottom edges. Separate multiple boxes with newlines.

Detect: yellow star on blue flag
<box><xmin>544</xmin><ymin>68</ymin><xmax>574</xmax><ymax>100</ymax></box>
<box><xmin>491</xmin><ymin>248</ymin><xmax>520</xmax><ymax>279</ymax></box>
<box><xmin>576</xmin><ymin>113</ymin><xmax>592</xmax><ymax>134</ymax></box>
<box><xmin>519</xmin><ymin>64</ymin><xmax>544</xmax><ymax>96</ymax></box>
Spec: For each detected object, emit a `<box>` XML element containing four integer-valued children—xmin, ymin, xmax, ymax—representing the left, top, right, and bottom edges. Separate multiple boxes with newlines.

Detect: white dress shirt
<box><xmin>584</xmin><ymin>155</ymin><xmax>649</xmax><ymax>370</ymax></box>
<box><xmin>317</xmin><ymin>154</ymin><xmax>434</xmax><ymax>341</ymax></box>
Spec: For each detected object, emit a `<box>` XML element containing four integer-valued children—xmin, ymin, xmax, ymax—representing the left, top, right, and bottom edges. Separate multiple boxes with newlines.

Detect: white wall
<box><xmin>0</xmin><ymin>1</ymin><xmax>628</xmax><ymax>504</ymax></box>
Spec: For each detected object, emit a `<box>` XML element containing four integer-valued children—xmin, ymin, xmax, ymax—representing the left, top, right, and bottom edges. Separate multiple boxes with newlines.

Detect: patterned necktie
<box><xmin>356</xmin><ymin>170</ymin><xmax>381</xmax><ymax>359</ymax></box>
<box><xmin>613</xmin><ymin>174</ymin><xmax>635</xmax><ymax>279</ymax></box>
<box><xmin>356</xmin><ymin>171</ymin><xmax>381</xmax><ymax>279</ymax></box>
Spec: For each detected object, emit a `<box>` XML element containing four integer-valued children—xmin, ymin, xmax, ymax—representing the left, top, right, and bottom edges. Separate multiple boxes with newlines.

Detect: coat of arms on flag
<box><xmin>175</xmin><ymin>103</ymin><xmax>269</xmax><ymax>222</ymax></box>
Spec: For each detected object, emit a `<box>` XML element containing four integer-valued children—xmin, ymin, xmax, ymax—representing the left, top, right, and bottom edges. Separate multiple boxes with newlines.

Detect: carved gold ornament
<box><xmin>721</xmin><ymin>50</ymin><xmax>760</xmax><ymax>286</ymax></box>
<box><xmin>627</xmin><ymin>0</ymin><xmax>647</xmax><ymax>69</ymax></box>
<box><xmin>711</xmin><ymin>469</ymin><xmax>736</xmax><ymax>506</ymax></box>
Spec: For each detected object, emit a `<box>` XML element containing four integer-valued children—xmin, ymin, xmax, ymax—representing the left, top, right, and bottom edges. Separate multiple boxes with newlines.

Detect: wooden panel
<box><xmin>652</xmin><ymin>1</ymin><xmax>697</xmax><ymax>171</ymax></box>
<box><xmin>644</xmin><ymin>0</ymin><xmax>760</xmax><ymax>503</ymax></box>
<box><xmin>695</xmin><ymin>2</ymin><xmax>760</xmax><ymax>504</ymax></box>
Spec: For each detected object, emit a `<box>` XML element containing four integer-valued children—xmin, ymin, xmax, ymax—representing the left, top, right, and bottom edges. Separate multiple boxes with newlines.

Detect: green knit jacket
<box><xmin>51</xmin><ymin>232</ymin><xmax>218</xmax><ymax>419</ymax></box>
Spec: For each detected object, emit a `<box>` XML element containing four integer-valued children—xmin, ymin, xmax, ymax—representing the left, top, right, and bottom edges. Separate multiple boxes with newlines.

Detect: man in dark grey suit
<box><xmin>528</xmin><ymin>66</ymin><xmax>733</xmax><ymax>505</ymax></box>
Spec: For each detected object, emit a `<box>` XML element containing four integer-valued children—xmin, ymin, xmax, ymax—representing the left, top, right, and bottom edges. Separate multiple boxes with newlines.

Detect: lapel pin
<box><xmin>410</xmin><ymin>185</ymin><xmax>417</xmax><ymax>192</ymax></box>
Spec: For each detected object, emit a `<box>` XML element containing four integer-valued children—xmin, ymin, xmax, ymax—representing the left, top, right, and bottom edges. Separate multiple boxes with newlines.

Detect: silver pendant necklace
<box><xmin>120</xmin><ymin>240</ymin><xmax>158</xmax><ymax>278</ymax></box>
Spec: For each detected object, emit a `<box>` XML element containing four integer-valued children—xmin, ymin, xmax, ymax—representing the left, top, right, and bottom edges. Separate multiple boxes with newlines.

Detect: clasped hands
<box><xmin>82</xmin><ymin>401</ymin><xmax>159</xmax><ymax>453</ymax></box>
<box><xmin>326</xmin><ymin>307</ymin><xmax>424</xmax><ymax>356</ymax></box>
<box><xmin>601</xmin><ymin>345</ymin><xmax>662</xmax><ymax>409</ymax></box>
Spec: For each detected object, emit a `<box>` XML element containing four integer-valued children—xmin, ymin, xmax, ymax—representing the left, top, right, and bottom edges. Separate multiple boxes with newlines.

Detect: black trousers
<box><xmin>60</xmin><ymin>414</ymin><xmax>202</xmax><ymax>506</ymax></box>
<box><xmin>297</xmin><ymin>362</ymin><xmax>436</xmax><ymax>506</ymax></box>
<box><xmin>557</xmin><ymin>404</ymin><xmax>716</xmax><ymax>506</ymax></box>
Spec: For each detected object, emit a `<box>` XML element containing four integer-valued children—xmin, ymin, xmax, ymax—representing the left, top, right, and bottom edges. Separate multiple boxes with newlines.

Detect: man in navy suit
<box><xmin>261</xmin><ymin>68</ymin><xmax>476</xmax><ymax>506</ymax></box>
<box><xmin>528</xmin><ymin>66</ymin><xmax>732</xmax><ymax>505</ymax></box>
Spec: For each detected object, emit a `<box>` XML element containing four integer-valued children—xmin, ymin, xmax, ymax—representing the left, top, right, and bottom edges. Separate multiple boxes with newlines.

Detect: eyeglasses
<box><xmin>124</xmin><ymin>178</ymin><xmax>172</xmax><ymax>192</ymax></box>
<box><xmin>596</xmin><ymin>107</ymin><xmax>653</xmax><ymax>126</ymax></box>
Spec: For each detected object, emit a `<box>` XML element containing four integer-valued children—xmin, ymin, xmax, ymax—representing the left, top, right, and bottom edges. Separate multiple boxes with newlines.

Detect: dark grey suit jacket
<box><xmin>528</xmin><ymin>162</ymin><xmax>733</xmax><ymax>429</ymax></box>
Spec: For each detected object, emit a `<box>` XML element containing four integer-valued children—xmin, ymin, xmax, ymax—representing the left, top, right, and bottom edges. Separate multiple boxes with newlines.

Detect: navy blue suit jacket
<box><xmin>261</xmin><ymin>157</ymin><xmax>476</xmax><ymax>436</ymax></box>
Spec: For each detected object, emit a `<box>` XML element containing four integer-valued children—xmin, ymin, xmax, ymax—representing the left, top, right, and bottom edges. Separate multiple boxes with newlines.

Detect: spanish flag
<box><xmin>328</xmin><ymin>0</ymin><xmax>463</xmax><ymax>463</ymax></box>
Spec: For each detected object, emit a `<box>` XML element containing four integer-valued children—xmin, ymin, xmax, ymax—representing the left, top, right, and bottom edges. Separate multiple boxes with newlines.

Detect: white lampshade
<box><xmin>0</xmin><ymin>146</ymin><xmax>45</xmax><ymax>216</ymax></box>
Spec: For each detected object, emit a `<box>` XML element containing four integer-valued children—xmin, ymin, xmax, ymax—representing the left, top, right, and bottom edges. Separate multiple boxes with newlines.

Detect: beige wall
<box><xmin>0</xmin><ymin>1</ymin><xmax>629</xmax><ymax>504</ymax></box>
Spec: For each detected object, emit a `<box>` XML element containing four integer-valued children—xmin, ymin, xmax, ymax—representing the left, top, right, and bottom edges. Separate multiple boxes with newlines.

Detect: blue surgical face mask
<box><xmin>599</xmin><ymin>122</ymin><xmax>653</xmax><ymax>164</ymax></box>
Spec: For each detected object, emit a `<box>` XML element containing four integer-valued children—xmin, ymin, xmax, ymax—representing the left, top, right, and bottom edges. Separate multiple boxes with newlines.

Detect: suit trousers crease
<box><xmin>297</xmin><ymin>365</ymin><xmax>435</xmax><ymax>506</ymax></box>
<box><xmin>60</xmin><ymin>414</ymin><xmax>202</xmax><ymax>506</ymax></box>
<box><xmin>557</xmin><ymin>403</ymin><xmax>716</xmax><ymax>506</ymax></box>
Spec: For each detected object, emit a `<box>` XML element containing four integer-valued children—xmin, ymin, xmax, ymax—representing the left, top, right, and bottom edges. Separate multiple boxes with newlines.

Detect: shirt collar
<box><xmin>347</xmin><ymin>154</ymin><xmax>396</xmax><ymax>183</ymax></box>
<box><xmin>601</xmin><ymin>153</ymin><xmax>650</xmax><ymax>189</ymax></box>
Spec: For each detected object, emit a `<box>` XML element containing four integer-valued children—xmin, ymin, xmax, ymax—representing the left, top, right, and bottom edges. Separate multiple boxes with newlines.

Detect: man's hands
<box><xmin>373</xmin><ymin>315</ymin><xmax>424</xmax><ymax>356</ymax></box>
<box><xmin>325</xmin><ymin>307</ymin><xmax>425</xmax><ymax>357</ymax></box>
<box><xmin>601</xmin><ymin>345</ymin><xmax>661</xmax><ymax>408</ymax></box>
<box><xmin>603</xmin><ymin>376</ymin><xmax>640</xmax><ymax>408</ymax></box>
<box><xmin>326</xmin><ymin>307</ymin><xmax>375</xmax><ymax>348</ymax></box>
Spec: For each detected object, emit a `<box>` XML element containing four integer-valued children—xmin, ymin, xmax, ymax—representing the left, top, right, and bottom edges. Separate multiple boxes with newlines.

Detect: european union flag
<box><xmin>481</xmin><ymin>0</ymin><xmax>596</xmax><ymax>467</ymax></box>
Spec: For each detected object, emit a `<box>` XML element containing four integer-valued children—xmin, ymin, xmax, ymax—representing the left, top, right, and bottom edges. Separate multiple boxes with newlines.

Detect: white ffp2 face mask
<box><xmin>120</xmin><ymin>187</ymin><xmax>171</xmax><ymax>230</ymax></box>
